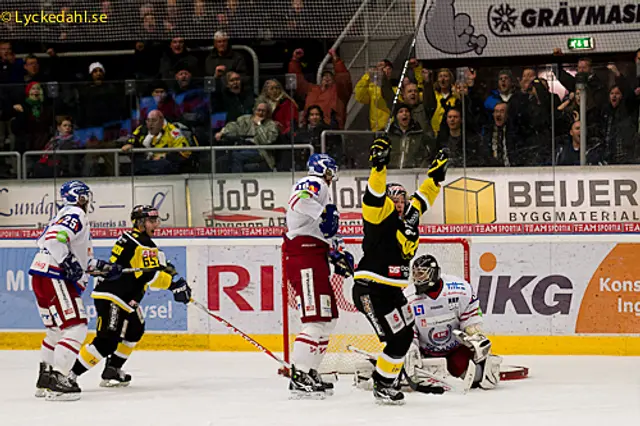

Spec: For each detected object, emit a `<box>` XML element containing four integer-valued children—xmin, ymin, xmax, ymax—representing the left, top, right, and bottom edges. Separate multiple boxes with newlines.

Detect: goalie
<box><xmin>404</xmin><ymin>254</ymin><xmax>501</xmax><ymax>391</ymax></box>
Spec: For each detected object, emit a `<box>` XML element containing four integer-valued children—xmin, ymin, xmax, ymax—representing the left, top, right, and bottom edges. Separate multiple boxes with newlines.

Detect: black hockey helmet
<box><xmin>412</xmin><ymin>254</ymin><xmax>441</xmax><ymax>294</ymax></box>
<box><xmin>131</xmin><ymin>205</ymin><xmax>159</xmax><ymax>224</ymax></box>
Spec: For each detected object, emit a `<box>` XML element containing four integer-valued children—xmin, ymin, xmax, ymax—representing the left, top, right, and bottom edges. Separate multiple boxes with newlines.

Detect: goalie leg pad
<box><xmin>477</xmin><ymin>355</ymin><xmax>502</xmax><ymax>390</ymax></box>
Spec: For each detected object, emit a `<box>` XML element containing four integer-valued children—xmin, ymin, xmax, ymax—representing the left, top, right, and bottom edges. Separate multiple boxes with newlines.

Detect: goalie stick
<box><xmin>190</xmin><ymin>299</ymin><xmax>292</xmax><ymax>370</ymax></box>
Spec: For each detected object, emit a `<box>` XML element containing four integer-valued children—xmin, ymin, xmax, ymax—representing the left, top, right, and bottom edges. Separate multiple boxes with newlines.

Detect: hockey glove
<box><xmin>369</xmin><ymin>136</ymin><xmax>391</xmax><ymax>171</ymax></box>
<box><xmin>87</xmin><ymin>258</ymin><xmax>123</xmax><ymax>281</ymax></box>
<box><xmin>61</xmin><ymin>254</ymin><xmax>84</xmax><ymax>283</ymax></box>
<box><xmin>329</xmin><ymin>249</ymin><xmax>355</xmax><ymax>277</ymax></box>
<box><xmin>169</xmin><ymin>278</ymin><xmax>192</xmax><ymax>304</ymax></box>
<box><xmin>320</xmin><ymin>204</ymin><xmax>340</xmax><ymax>238</ymax></box>
<box><xmin>163</xmin><ymin>261</ymin><xmax>178</xmax><ymax>277</ymax></box>
<box><xmin>427</xmin><ymin>148</ymin><xmax>449</xmax><ymax>184</ymax></box>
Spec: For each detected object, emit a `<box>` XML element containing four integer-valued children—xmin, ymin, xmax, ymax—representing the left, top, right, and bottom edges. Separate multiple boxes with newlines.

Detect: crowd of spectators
<box><xmin>0</xmin><ymin>3</ymin><xmax>638</xmax><ymax>178</ymax></box>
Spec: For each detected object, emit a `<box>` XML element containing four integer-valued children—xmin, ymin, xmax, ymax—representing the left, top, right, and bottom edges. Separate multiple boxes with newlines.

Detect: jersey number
<box><xmin>142</xmin><ymin>254</ymin><xmax>159</xmax><ymax>268</ymax></box>
<box><xmin>56</xmin><ymin>215</ymin><xmax>80</xmax><ymax>232</ymax></box>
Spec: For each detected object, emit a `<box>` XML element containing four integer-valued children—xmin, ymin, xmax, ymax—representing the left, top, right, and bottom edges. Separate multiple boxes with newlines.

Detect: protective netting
<box><xmin>284</xmin><ymin>237</ymin><xmax>470</xmax><ymax>374</ymax></box>
<box><xmin>0</xmin><ymin>0</ymin><xmax>415</xmax><ymax>42</ymax></box>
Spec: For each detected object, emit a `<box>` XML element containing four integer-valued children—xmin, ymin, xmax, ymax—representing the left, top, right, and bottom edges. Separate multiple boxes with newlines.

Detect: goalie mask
<box><xmin>412</xmin><ymin>254</ymin><xmax>441</xmax><ymax>294</ymax></box>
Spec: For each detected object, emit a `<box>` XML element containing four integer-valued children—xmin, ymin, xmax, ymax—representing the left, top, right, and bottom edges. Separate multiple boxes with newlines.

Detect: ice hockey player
<box><xmin>352</xmin><ymin>136</ymin><xmax>448</xmax><ymax>404</ymax></box>
<box><xmin>29</xmin><ymin>180</ymin><xmax>123</xmax><ymax>401</ymax></box>
<box><xmin>283</xmin><ymin>153</ymin><xmax>354</xmax><ymax>399</ymax></box>
<box><xmin>68</xmin><ymin>205</ymin><xmax>192</xmax><ymax>391</ymax></box>
<box><xmin>404</xmin><ymin>254</ymin><xmax>501</xmax><ymax>391</ymax></box>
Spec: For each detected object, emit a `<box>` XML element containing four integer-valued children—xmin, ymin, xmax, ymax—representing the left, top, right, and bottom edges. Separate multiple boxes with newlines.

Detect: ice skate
<box><xmin>100</xmin><ymin>365</ymin><xmax>132</xmax><ymax>388</ymax></box>
<box><xmin>372</xmin><ymin>378</ymin><xmax>405</xmax><ymax>405</ymax></box>
<box><xmin>44</xmin><ymin>370</ymin><xmax>81</xmax><ymax>402</ymax></box>
<box><xmin>289</xmin><ymin>365</ymin><xmax>326</xmax><ymax>400</ymax></box>
<box><xmin>35</xmin><ymin>362</ymin><xmax>52</xmax><ymax>398</ymax></box>
<box><xmin>309</xmin><ymin>369</ymin><xmax>334</xmax><ymax>396</ymax></box>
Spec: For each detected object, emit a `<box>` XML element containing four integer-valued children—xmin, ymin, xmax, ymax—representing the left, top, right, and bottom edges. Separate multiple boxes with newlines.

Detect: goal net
<box><xmin>282</xmin><ymin>237</ymin><xmax>470</xmax><ymax>374</ymax></box>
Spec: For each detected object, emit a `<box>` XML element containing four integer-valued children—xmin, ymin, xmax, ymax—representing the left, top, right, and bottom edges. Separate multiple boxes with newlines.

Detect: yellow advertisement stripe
<box><xmin>2</xmin><ymin>333</ymin><xmax>640</xmax><ymax>355</ymax></box>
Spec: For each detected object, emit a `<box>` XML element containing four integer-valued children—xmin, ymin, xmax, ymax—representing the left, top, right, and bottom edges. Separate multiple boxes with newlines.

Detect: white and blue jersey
<box><xmin>285</xmin><ymin>175</ymin><xmax>332</xmax><ymax>243</ymax></box>
<box><xmin>406</xmin><ymin>274</ymin><xmax>482</xmax><ymax>356</ymax></box>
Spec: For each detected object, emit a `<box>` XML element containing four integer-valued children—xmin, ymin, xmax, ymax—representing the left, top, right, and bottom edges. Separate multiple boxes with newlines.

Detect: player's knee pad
<box><xmin>62</xmin><ymin>323</ymin><xmax>88</xmax><ymax>344</ymax></box>
<box><xmin>321</xmin><ymin>319</ymin><xmax>337</xmax><ymax>338</ymax></box>
<box><xmin>123</xmin><ymin>315</ymin><xmax>145</xmax><ymax>343</ymax></box>
<box><xmin>383</xmin><ymin>325</ymin><xmax>414</xmax><ymax>358</ymax></box>
<box><xmin>299</xmin><ymin>322</ymin><xmax>325</xmax><ymax>341</ymax></box>
<box><xmin>92</xmin><ymin>332</ymin><xmax>120</xmax><ymax>357</ymax></box>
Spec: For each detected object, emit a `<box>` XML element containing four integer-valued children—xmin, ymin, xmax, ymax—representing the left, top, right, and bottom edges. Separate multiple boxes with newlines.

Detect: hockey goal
<box><xmin>281</xmin><ymin>237</ymin><xmax>470</xmax><ymax>375</ymax></box>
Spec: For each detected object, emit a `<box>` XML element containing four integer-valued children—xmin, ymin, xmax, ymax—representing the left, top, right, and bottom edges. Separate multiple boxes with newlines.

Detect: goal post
<box><xmin>282</xmin><ymin>237</ymin><xmax>471</xmax><ymax>374</ymax></box>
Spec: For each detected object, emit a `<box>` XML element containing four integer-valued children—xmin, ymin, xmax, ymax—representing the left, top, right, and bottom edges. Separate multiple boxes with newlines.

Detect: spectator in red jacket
<box><xmin>288</xmin><ymin>48</ymin><xmax>352</xmax><ymax>129</ymax></box>
<box><xmin>257</xmin><ymin>79</ymin><xmax>299</xmax><ymax>136</ymax></box>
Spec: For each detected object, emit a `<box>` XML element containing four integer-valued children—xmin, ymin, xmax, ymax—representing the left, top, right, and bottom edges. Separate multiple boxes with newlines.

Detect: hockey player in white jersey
<box><xmin>283</xmin><ymin>153</ymin><xmax>354</xmax><ymax>399</ymax></box>
<box><xmin>29</xmin><ymin>180</ymin><xmax>122</xmax><ymax>401</ymax></box>
<box><xmin>404</xmin><ymin>254</ymin><xmax>501</xmax><ymax>391</ymax></box>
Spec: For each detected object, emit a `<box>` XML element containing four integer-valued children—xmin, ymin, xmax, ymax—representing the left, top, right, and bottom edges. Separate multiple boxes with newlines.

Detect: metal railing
<box><xmin>0</xmin><ymin>151</ymin><xmax>21</xmax><ymax>180</ymax></box>
<box><xmin>21</xmin><ymin>44</ymin><xmax>261</xmax><ymax>95</ymax></box>
<box><xmin>22</xmin><ymin>144</ymin><xmax>314</xmax><ymax>180</ymax></box>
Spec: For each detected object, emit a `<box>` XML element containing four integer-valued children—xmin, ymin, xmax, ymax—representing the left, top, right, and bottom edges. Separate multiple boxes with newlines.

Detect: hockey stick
<box><xmin>346</xmin><ymin>345</ymin><xmax>445</xmax><ymax>395</ymax></box>
<box><xmin>383</xmin><ymin>0</ymin><xmax>430</xmax><ymax>134</ymax></box>
<box><xmin>189</xmin><ymin>299</ymin><xmax>291</xmax><ymax>370</ymax></box>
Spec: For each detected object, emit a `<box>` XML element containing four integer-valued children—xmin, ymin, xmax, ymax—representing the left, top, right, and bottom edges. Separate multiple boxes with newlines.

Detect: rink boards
<box><xmin>1</xmin><ymin>229</ymin><xmax>640</xmax><ymax>355</ymax></box>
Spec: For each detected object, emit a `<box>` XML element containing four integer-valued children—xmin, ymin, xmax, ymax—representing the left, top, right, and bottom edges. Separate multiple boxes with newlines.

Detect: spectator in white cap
<box><xmin>89</xmin><ymin>62</ymin><xmax>105</xmax><ymax>81</ymax></box>
<box><xmin>205</xmin><ymin>30</ymin><xmax>247</xmax><ymax>79</ymax></box>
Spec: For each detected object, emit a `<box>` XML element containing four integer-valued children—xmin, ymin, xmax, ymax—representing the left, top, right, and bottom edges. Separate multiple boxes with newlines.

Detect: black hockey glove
<box><xmin>61</xmin><ymin>254</ymin><xmax>84</xmax><ymax>283</ymax></box>
<box><xmin>329</xmin><ymin>249</ymin><xmax>355</xmax><ymax>277</ymax></box>
<box><xmin>163</xmin><ymin>261</ymin><xmax>178</xmax><ymax>277</ymax></box>
<box><xmin>169</xmin><ymin>278</ymin><xmax>192</xmax><ymax>304</ymax></box>
<box><xmin>88</xmin><ymin>259</ymin><xmax>123</xmax><ymax>281</ymax></box>
<box><xmin>369</xmin><ymin>136</ymin><xmax>391</xmax><ymax>171</ymax></box>
<box><xmin>427</xmin><ymin>148</ymin><xmax>449</xmax><ymax>184</ymax></box>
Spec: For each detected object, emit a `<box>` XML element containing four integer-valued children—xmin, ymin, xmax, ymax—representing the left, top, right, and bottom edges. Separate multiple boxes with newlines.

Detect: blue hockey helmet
<box><xmin>307</xmin><ymin>153</ymin><xmax>338</xmax><ymax>181</ymax></box>
<box><xmin>60</xmin><ymin>180</ymin><xmax>92</xmax><ymax>206</ymax></box>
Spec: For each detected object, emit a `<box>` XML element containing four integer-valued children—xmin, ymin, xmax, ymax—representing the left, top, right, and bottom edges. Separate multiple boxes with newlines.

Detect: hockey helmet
<box><xmin>386</xmin><ymin>183</ymin><xmax>407</xmax><ymax>199</ymax></box>
<box><xmin>60</xmin><ymin>180</ymin><xmax>92</xmax><ymax>206</ymax></box>
<box><xmin>131</xmin><ymin>205</ymin><xmax>160</xmax><ymax>224</ymax></box>
<box><xmin>412</xmin><ymin>254</ymin><xmax>441</xmax><ymax>294</ymax></box>
<box><xmin>308</xmin><ymin>153</ymin><xmax>338</xmax><ymax>181</ymax></box>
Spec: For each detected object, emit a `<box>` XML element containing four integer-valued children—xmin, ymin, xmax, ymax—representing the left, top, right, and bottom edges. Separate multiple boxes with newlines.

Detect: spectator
<box><xmin>11</xmin><ymin>81</ymin><xmax>53</xmax><ymax>157</ymax></box>
<box><xmin>484</xmin><ymin>69</ymin><xmax>516</xmax><ymax>114</ymax></box>
<box><xmin>214</xmin><ymin>70</ymin><xmax>255</xmax><ymax>125</ymax></box>
<box><xmin>424</xmin><ymin>68</ymin><xmax>458</xmax><ymax>136</ymax></box>
<box><xmin>257</xmin><ymin>79</ymin><xmax>299</xmax><ymax>136</ymax></box>
<box><xmin>436</xmin><ymin>107</ymin><xmax>480</xmax><ymax>166</ymax></box>
<box><xmin>400</xmin><ymin>82</ymin><xmax>429</xmax><ymax>134</ymax></box>
<box><xmin>172</xmin><ymin>62</ymin><xmax>209</xmax><ymax>146</ymax></box>
<box><xmin>556</xmin><ymin>120</ymin><xmax>583</xmax><ymax>166</ymax></box>
<box><xmin>480</xmin><ymin>102</ymin><xmax>517</xmax><ymax>166</ymax></box>
<box><xmin>354</xmin><ymin>59</ymin><xmax>395</xmax><ymax>131</ymax></box>
<box><xmin>215</xmin><ymin>101</ymin><xmax>279</xmax><ymax>173</ymax></box>
<box><xmin>388</xmin><ymin>103</ymin><xmax>434</xmax><ymax>169</ymax></box>
<box><xmin>205</xmin><ymin>31</ymin><xmax>247</xmax><ymax>79</ymax></box>
<box><xmin>0</xmin><ymin>41</ymin><xmax>13</xmax><ymax>83</ymax></box>
<box><xmin>552</xmin><ymin>49</ymin><xmax>607</xmax><ymax>118</ymax></box>
<box><xmin>285</xmin><ymin>105</ymin><xmax>338</xmax><ymax>170</ymax></box>
<box><xmin>138</xmin><ymin>80</ymin><xmax>180</xmax><ymax>124</ymax></box>
<box><xmin>123</xmin><ymin>109</ymin><xmax>192</xmax><ymax>175</ymax></box>
<box><xmin>288</xmin><ymin>48</ymin><xmax>352</xmax><ymax>129</ymax></box>
<box><xmin>78</xmin><ymin>62</ymin><xmax>126</xmax><ymax>127</ymax></box>
<box><xmin>133</xmin><ymin>11</ymin><xmax>165</xmax><ymax>80</ymax></box>
<box><xmin>598</xmin><ymin>84</ymin><xmax>638</xmax><ymax>164</ymax></box>
<box><xmin>33</xmin><ymin>116</ymin><xmax>82</xmax><ymax>178</ymax></box>
<box><xmin>159</xmin><ymin>36</ymin><xmax>198</xmax><ymax>80</ymax></box>
<box><xmin>191</xmin><ymin>0</ymin><xmax>214</xmax><ymax>34</ymax></box>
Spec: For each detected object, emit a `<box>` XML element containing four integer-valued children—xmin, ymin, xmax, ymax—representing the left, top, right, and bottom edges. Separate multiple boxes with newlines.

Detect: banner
<box><xmin>471</xmin><ymin>242</ymin><xmax>640</xmax><ymax>335</ymax></box>
<box><xmin>415</xmin><ymin>0</ymin><xmax>640</xmax><ymax>59</ymax></box>
<box><xmin>0</xmin><ymin>246</ymin><xmax>187</xmax><ymax>331</ymax></box>
<box><xmin>0</xmin><ymin>179</ymin><xmax>187</xmax><ymax>228</ymax></box>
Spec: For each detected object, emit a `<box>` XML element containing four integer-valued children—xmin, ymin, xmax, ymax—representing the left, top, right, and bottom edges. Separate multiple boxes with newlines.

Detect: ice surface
<box><xmin>1</xmin><ymin>351</ymin><xmax>638</xmax><ymax>426</ymax></box>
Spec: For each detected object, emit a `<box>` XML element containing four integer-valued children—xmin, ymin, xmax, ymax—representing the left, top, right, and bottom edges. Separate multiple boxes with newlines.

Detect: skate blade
<box><xmin>374</xmin><ymin>397</ymin><xmax>406</xmax><ymax>406</ymax></box>
<box><xmin>35</xmin><ymin>388</ymin><xmax>46</xmax><ymax>398</ymax></box>
<box><xmin>44</xmin><ymin>391</ymin><xmax>81</xmax><ymax>402</ymax></box>
<box><xmin>100</xmin><ymin>379</ymin><xmax>131</xmax><ymax>388</ymax></box>
<box><xmin>288</xmin><ymin>390</ymin><xmax>326</xmax><ymax>400</ymax></box>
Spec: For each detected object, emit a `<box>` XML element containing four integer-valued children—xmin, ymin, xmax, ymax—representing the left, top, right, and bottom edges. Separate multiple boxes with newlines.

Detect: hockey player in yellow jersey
<box><xmin>69</xmin><ymin>205</ymin><xmax>192</xmax><ymax>390</ymax></box>
<box><xmin>352</xmin><ymin>135</ymin><xmax>448</xmax><ymax>404</ymax></box>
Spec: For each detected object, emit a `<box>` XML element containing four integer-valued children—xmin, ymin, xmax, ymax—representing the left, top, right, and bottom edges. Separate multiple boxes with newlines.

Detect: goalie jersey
<box><xmin>91</xmin><ymin>229</ymin><xmax>173</xmax><ymax>313</ymax></box>
<box><xmin>406</xmin><ymin>274</ymin><xmax>483</xmax><ymax>356</ymax></box>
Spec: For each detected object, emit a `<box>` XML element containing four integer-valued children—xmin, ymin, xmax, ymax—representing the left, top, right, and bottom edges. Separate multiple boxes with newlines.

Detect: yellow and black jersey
<box><xmin>354</xmin><ymin>167</ymin><xmax>440</xmax><ymax>288</ymax></box>
<box><xmin>91</xmin><ymin>229</ymin><xmax>173</xmax><ymax>313</ymax></box>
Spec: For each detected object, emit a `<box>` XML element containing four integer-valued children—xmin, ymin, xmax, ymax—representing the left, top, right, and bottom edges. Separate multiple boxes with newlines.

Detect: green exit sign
<box><xmin>568</xmin><ymin>37</ymin><xmax>595</xmax><ymax>50</ymax></box>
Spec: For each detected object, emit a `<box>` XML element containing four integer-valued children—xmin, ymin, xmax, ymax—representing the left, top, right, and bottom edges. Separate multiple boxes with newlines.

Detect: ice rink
<box><xmin>1</xmin><ymin>351</ymin><xmax>638</xmax><ymax>426</ymax></box>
